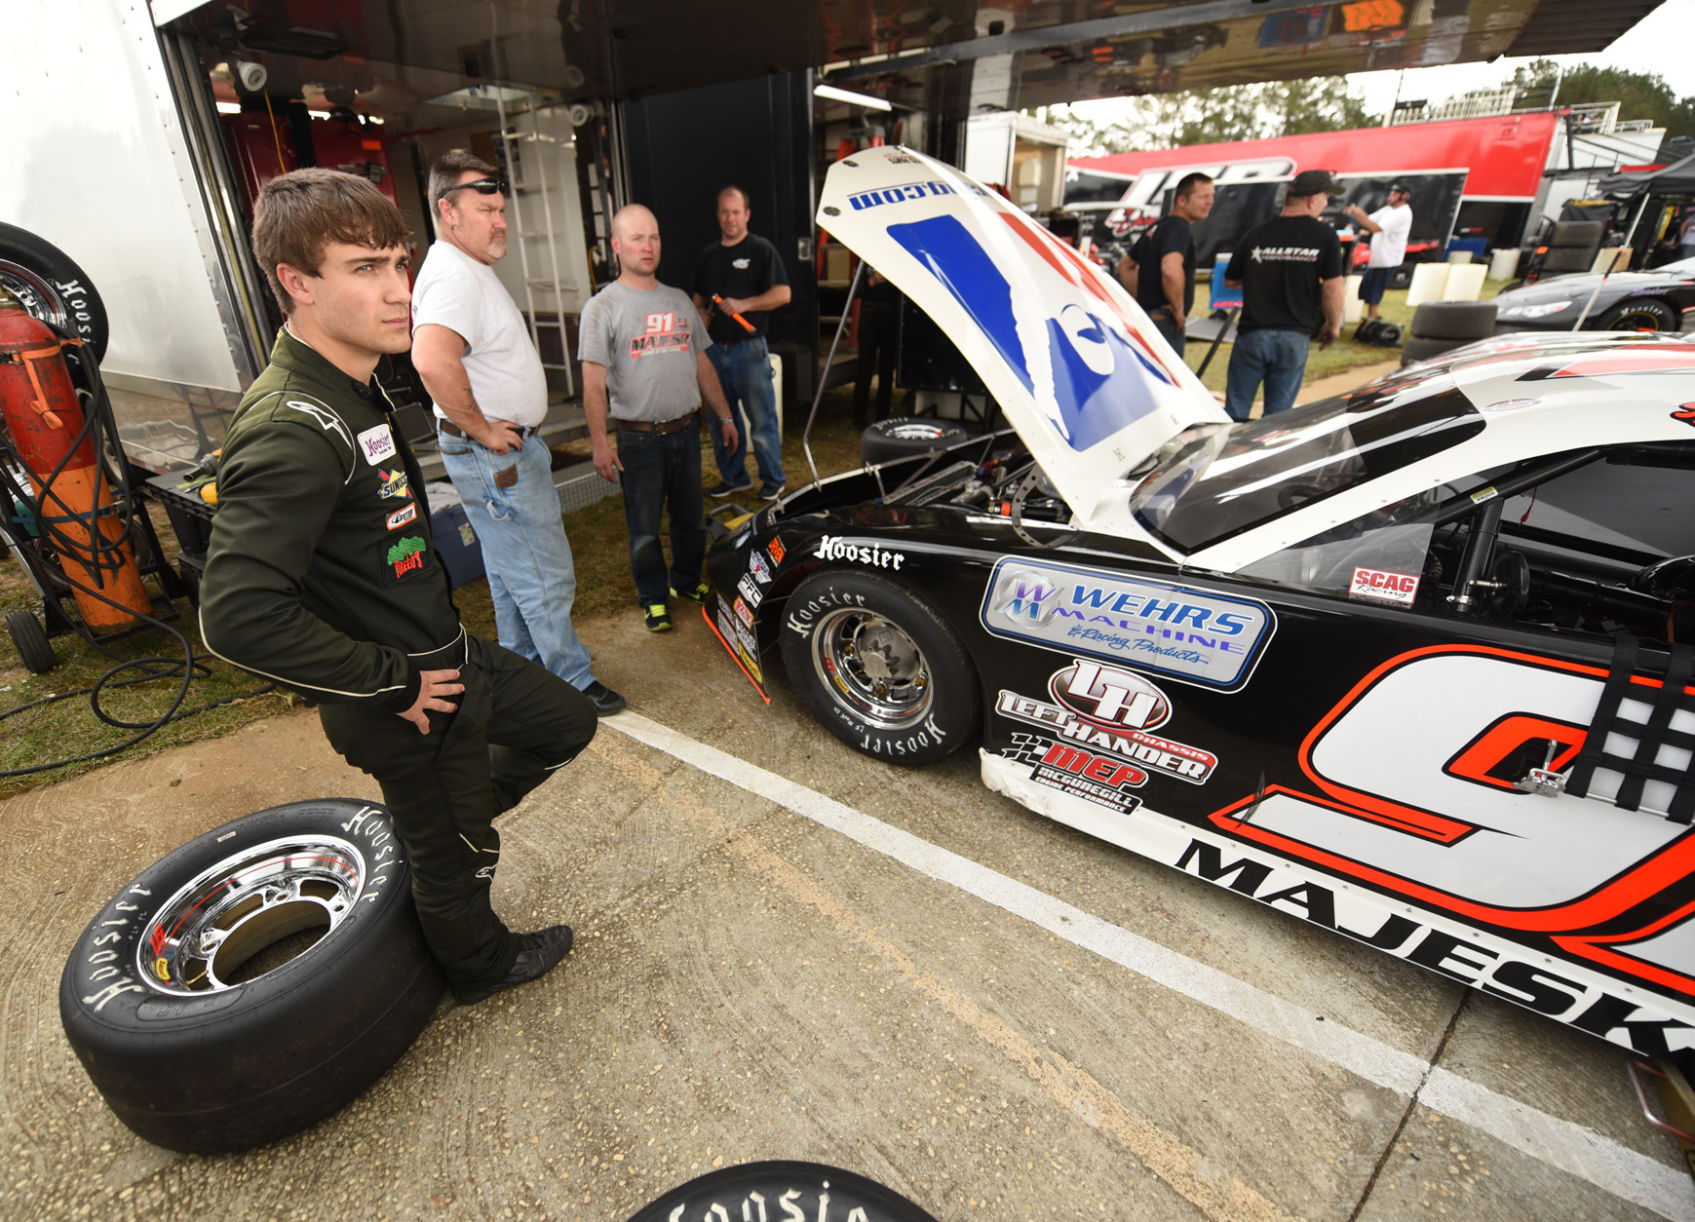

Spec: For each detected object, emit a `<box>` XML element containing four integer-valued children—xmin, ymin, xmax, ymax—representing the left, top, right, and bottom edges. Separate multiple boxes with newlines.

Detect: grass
<box><xmin>1182</xmin><ymin>281</ymin><xmax>1507</xmax><ymax>399</ymax></box>
<box><xmin>1</xmin><ymin>293</ymin><xmax>1453</xmax><ymax>795</ymax></box>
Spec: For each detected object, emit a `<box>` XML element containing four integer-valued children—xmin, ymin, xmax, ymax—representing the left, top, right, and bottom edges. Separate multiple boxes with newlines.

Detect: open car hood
<box><xmin>817</xmin><ymin>145</ymin><xmax>1225</xmax><ymax>526</ymax></box>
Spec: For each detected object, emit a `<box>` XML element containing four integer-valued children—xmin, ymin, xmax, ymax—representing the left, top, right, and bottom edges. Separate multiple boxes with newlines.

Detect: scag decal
<box><xmin>980</xmin><ymin>557</ymin><xmax>1274</xmax><ymax>691</ymax></box>
<box><xmin>816</xmin><ymin>535</ymin><xmax>906</xmax><ymax>570</ymax></box>
<box><xmin>1349</xmin><ymin>566</ymin><xmax>1419</xmax><ymax>606</ymax></box>
<box><xmin>357</xmin><ymin>423</ymin><xmax>397</xmax><ymax>464</ymax></box>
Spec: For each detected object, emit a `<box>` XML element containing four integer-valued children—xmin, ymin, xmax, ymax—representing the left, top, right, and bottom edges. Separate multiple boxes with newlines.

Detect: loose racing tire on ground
<box><xmin>0</xmin><ymin>223</ymin><xmax>109</xmax><ymax>361</ymax></box>
<box><xmin>780</xmin><ymin>570</ymin><xmax>979</xmax><ymax>765</ymax></box>
<box><xmin>860</xmin><ymin>417</ymin><xmax>970</xmax><ymax>465</ymax></box>
<box><xmin>6</xmin><ymin>607</ymin><xmax>55</xmax><ymax>673</ymax></box>
<box><xmin>59</xmin><ymin>799</ymin><xmax>445</xmax><ymax>1154</ymax></box>
<box><xmin>1598</xmin><ymin>297</ymin><xmax>1678</xmax><ymax>332</ymax></box>
<box><xmin>1400</xmin><ymin>335</ymin><xmax>1464</xmax><ymax>367</ymax></box>
<box><xmin>1409</xmin><ymin>301</ymin><xmax>1497</xmax><ymax>341</ymax></box>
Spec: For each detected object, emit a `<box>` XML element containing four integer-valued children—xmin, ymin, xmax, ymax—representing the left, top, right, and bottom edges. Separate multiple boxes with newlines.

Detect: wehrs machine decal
<box><xmin>980</xmin><ymin>557</ymin><xmax>1275</xmax><ymax>690</ymax></box>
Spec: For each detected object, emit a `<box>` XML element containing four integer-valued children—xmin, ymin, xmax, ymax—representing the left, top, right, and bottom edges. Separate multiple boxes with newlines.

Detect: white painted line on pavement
<box><xmin>606</xmin><ymin>712</ymin><xmax>1695</xmax><ymax>1221</ymax></box>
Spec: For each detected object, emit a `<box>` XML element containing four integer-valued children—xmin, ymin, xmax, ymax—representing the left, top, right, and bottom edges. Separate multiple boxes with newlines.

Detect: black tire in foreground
<box><xmin>1401</xmin><ymin>335</ymin><xmax>1466</xmax><ymax>367</ymax></box>
<box><xmin>60</xmin><ymin>799</ymin><xmax>445</xmax><ymax>1154</ymax></box>
<box><xmin>860</xmin><ymin>416</ymin><xmax>970</xmax><ymax>466</ymax></box>
<box><xmin>627</xmin><ymin>1161</ymin><xmax>939</xmax><ymax>1222</ymax></box>
<box><xmin>1598</xmin><ymin>297</ymin><xmax>1679</xmax><ymax>332</ymax></box>
<box><xmin>5</xmin><ymin>607</ymin><xmax>55</xmax><ymax>673</ymax></box>
<box><xmin>780</xmin><ymin>570</ymin><xmax>979</xmax><ymax>765</ymax></box>
<box><xmin>0</xmin><ymin>222</ymin><xmax>109</xmax><ymax>361</ymax></box>
<box><xmin>1409</xmin><ymin>300</ymin><xmax>1498</xmax><ymax>341</ymax></box>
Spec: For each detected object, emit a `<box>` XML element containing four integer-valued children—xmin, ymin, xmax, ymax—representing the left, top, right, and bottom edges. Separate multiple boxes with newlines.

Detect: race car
<box><xmin>1493</xmin><ymin>254</ymin><xmax>1695</xmax><ymax>334</ymax></box>
<box><xmin>705</xmin><ymin>144</ymin><xmax>1695</xmax><ymax>1064</ymax></box>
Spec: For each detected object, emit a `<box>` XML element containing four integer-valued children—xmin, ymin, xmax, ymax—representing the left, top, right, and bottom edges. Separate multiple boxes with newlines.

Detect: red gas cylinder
<box><xmin>0</xmin><ymin>291</ymin><xmax>149</xmax><ymax>630</ymax></box>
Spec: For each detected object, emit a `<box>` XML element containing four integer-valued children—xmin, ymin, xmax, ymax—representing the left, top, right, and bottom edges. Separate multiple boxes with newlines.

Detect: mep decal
<box><xmin>816</xmin><ymin>535</ymin><xmax>906</xmax><ymax>570</ymax></box>
<box><xmin>998</xmin><ymin>663</ymin><xmax>1218</xmax><ymax>786</ymax></box>
<box><xmin>847</xmin><ymin>179</ymin><xmax>956</xmax><ymax>211</ymax></box>
<box><xmin>376</xmin><ymin>468</ymin><xmax>411</xmax><ymax>500</ymax></box>
<box><xmin>1001</xmin><ymin>731</ymin><xmax>1145</xmax><ymax>815</ymax></box>
<box><xmin>980</xmin><ymin>557</ymin><xmax>1274</xmax><ymax>691</ymax></box>
<box><xmin>1349</xmin><ymin>566</ymin><xmax>1419</xmax><ymax>607</ymax></box>
<box><xmin>357</xmin><ymin>422</ymin><xmax>397</xmax><ymax>465</ymax></box>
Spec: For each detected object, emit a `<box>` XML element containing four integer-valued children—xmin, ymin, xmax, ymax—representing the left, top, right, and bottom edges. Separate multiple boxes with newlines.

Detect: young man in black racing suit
<box><xmin>199</xmin><ymin>168</ymin><xmax>597</xmax><ymax>1005</ymax></box>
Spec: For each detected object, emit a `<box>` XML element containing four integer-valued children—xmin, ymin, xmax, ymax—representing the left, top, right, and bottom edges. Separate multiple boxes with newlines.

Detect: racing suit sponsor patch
<box><xmin>357</xmin><ymin>423</ymin><xmax>397</xmax><ymax>464</ymax></box>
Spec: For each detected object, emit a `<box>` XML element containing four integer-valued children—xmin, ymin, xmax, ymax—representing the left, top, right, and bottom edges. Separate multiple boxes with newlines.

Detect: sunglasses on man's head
<box><xmin>443</xmin><ymin>177</ymin><xmax>508</xmax><ymax>197</ymax></box>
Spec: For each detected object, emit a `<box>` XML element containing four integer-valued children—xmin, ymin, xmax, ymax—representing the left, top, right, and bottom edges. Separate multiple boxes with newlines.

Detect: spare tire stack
<box><xmin>1400</xmin><ymin>300</ymin><xmax>1498</xmax><ymax>368</ymax></box>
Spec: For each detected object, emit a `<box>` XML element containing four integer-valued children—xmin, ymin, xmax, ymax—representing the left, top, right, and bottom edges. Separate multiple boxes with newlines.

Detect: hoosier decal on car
<box><xmin>1349</xmin><ymin>566</ymin><xmax>1419</xmax><ymax>606</ymax></box>
<box><xmin>815</xmin><ymin>535</ymin><xmax>906</xmax><ymax>569</ymax></box>
<box><xmin>1002</xmin><ymin>732</ymin><xmax>1145</xmax><ymax>815</ymax></box>
<box><xmin>979</xmin><ymin>557</ymin><xmax>1274</xmax><ymax>691</ymax></box>
<box><xmin>997</xmin><ymin>659</ymin><xmax>1218</xmax><ymax>786</ymax></box>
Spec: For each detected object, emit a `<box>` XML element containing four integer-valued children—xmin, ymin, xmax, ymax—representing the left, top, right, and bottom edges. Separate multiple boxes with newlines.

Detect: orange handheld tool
<box><xmin>713</xmin><ymin>295</ymin><xmax>757</xmax><ymax>334</ymax></box>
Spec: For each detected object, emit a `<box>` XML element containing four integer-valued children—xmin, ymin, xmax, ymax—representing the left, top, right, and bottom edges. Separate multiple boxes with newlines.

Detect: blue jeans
<box><xmin>617</xmin><ymin>424</ymin><xmax>707</xmax><ymax>606</ymax></box>
<box><xmin>706</xmin><ymin>336</ymin><xmax>784</xmax><ymax>490</ymax></box>
<box><xmin>437</xmin><ymin>426</ymin><xmax>596</xmax><ymax>690</ymax></box>
<box><xmin>1149</xmin><ymin>308</ymin><xmax>1186</xmax><ymax>357</ymax></box>
<box><xmin>1224</xmin><ymin>328</ymin><xmax>1311</xmax><ymax>421</ymax></box>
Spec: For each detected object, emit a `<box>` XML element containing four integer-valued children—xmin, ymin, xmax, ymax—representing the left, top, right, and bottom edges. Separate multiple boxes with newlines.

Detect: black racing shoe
<box><xmin>583</xmin><ymin>680</ymin><xmax>626</xmax><ymax>716</ymax></box>
<box><xmin>452</xmin><ymin>924</ymin><xmax>574</xmax><ymax>1005</ymax></box>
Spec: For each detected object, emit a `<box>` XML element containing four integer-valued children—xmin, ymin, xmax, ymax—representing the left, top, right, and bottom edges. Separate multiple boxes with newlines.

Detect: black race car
<box><xmin>706</xmin><ymin>145</ymin><xmax>1695</xmax><ymax>1065</ymax></box>
<box><xmin>1493</xmin><ymin>255</ymin><xmax>1695</xmax><ymax>333</ymax></box>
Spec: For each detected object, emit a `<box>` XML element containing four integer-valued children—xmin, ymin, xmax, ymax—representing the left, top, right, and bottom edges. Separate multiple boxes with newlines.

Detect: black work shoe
<box><xmin>760</xmin><ymin>483</ymin><xmax>786</xmax><ymax>501</ymax></box>
<box><xmin>452</xmin><ymin>924</ymin><xmax>574</xmax><ymax>1005</ymax></box>
<box><xmin>708</xmin><ymin>480</ymin><xmax>752</xmax><ymax>498</ymax></box>
<box><xmin>583</xmin><ymin>680</ymin><xmax>625</xmax><ymax>716</ymax></box>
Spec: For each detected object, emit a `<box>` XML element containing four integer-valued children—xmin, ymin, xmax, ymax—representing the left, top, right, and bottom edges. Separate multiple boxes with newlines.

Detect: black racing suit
<box><xmin>199</xmin><ymin>328</ymin><xmax>596</xmax><ymax>993</ymax></box>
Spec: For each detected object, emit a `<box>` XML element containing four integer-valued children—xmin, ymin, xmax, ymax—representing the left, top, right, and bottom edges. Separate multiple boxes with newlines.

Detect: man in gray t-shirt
<box><xmin>580</xmin><ymin>204</ymin><xmax>737</xmax><ymax>634</ymax></box>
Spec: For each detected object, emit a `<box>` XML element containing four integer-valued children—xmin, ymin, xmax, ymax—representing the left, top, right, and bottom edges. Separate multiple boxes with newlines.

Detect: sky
<box><xmin>1348</xmin><ymin>0</ymin><xmax>1695</xmax><ymax>115</ymax></box>
<box><xmin>1064</xmin><ymin>0</ymin><xmax>1695</xmax><ymax>124</ymax></box>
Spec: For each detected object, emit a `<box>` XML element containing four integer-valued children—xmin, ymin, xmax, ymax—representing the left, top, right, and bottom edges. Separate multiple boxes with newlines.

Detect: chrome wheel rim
<box><xmin>137</xmin><ymin>835</ymin><xmax>367</xmax><ymax>994</ymax></box>
<box><xmin>810</xmin><ymin>606</ymin><xmax>933</xmax><ymax>729</ymax></box>
<box><xmin>0</xmin><ymin>258</ymin><xmax>75</xmax><ymax>337</ymax></box>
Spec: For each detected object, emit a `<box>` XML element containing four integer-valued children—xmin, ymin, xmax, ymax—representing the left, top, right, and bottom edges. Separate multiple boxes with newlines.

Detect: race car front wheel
<box><xmin>1598</xmin><ymin>298</ymin><xmax>1677</xmax><ymax>332</ymax></box>
<box><xmin>0</xmin><ymin>222</ymin><xmax>109</xmax><ymax>361</ymax></box>
<box><xmin>780</xmin><ymin>570</ymin><xmax>979</xmax><ymax>765</ymax></box>
<box><xmin>59</xmin><ymin>799</ymin><xmax>445</xmax><ymax>1153</ymax></box>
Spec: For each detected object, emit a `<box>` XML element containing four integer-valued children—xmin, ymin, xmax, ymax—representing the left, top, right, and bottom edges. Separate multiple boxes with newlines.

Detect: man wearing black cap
<box><xmin>1223</xmin><ymin>169</ymin><xmax>1346</xmax><ymax>420</ymax></box>
<box><xmin>1346</xmin><ymin>184</ymin><xmax>1413</xmax><ymax>324</ymax></box>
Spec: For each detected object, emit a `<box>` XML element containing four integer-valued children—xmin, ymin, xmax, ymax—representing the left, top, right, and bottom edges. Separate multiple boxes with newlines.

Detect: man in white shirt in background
<box><xmin>411</xmin><ymin>150</ymin><xmax>624</xmax><ymax>716</ymax></box>
<box><xmin>1345</xmin><ymin>183</ymin><xmax>1413</xmax><ymax>326</ymax></box>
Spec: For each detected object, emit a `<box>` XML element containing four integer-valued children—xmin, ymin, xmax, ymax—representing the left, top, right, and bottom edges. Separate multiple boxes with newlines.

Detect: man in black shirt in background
<box><xmin>1223</xmin><ymin>169</ymin><xmax>1346</xmax><ymax>421</ymax></box>
<box><xmin>1116</xmin><ymin>172</ymin><xmax>1214</xmax><ymax>356</ymax></box>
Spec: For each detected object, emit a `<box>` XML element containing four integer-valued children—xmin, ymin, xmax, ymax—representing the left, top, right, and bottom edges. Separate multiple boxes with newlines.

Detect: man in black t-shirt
<box><xmin>691</xmin><ymin>186</ymin><xmax>791</xmax><ymax>499</ymax></box>
<box><xmin>1223</xmin><ymin>169</ymin><xmax>1346</xmax><ymax>421</ymax></box>
<box><xmin>1116</xmin><ymin>172</ymin><xmax>1214</xmax><ymax>356</ymax></box>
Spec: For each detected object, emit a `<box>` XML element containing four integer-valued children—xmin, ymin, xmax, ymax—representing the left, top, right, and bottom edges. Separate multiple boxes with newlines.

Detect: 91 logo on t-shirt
<box><xmin>631</xmin><ymin>310</ymin><xmax>691</xmax><ymax>358</ymax></box>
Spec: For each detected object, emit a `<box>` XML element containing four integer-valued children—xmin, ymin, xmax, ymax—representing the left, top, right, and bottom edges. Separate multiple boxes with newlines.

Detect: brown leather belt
<box><xmin>614</xmin><ymin>413</ymin><xmax>696</xmax><ymax>435</ymax></box>
<box><xmin>437</xmin><ymin>419</ymin><xmax>538</xmax><ymax>440</ymax></box>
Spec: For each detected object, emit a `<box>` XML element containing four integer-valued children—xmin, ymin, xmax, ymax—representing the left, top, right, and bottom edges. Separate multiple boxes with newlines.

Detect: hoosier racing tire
<box><xmin>0</xmin><ymin>222</ymin><xmax>109</xmax><ymax>361</ymax></box>
<box><xmin>59</xmin><ymin>799</ymin><xmax>445</xmax><ymax>1154</ymax></box>
<box><xmin>860</xmin><ymin>417</ymin><xmax>970</xmax><ymax>465</ymax></box>
<box><xmin>780</xmin><ymin>570</ymin><xmax>978</xmax><ymax>765</ymax></box>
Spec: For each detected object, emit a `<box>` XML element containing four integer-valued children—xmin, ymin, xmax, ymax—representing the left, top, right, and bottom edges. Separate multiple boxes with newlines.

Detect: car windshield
<box><xmin>1129</xmin><ymin>382</ymin><xmax>1486</xmax><ymax>553</ymax></box>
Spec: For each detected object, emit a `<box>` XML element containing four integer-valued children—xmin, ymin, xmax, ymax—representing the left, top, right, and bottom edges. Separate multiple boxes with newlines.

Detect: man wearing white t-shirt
<box><xmin>1345</xmin><ymin>183</ymin><xmax>1413</xmax><ymax>323</ymax></box>
<box><xmin>411</xmin><ymin>151</ymin><xmax>623</xmax><ymax>716</ymax></box>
